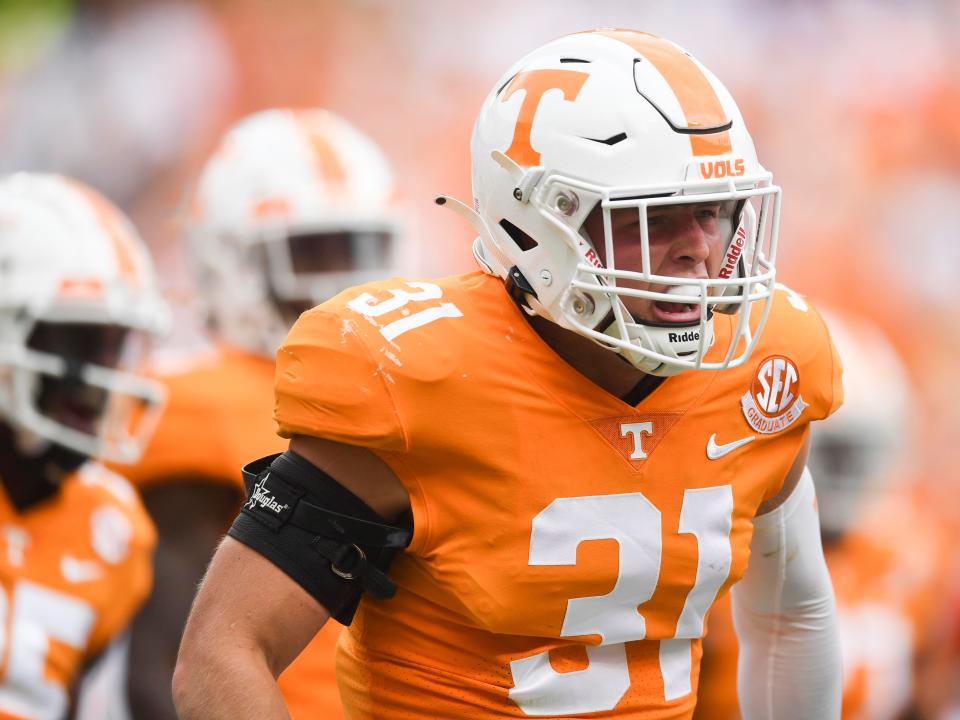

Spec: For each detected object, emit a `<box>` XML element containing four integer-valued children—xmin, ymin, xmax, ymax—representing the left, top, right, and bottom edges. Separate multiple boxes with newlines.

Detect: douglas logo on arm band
<box><xmin>246</xmin><ymin>474</ymin><xmax>291</xmax><ymax>515</ymax></box>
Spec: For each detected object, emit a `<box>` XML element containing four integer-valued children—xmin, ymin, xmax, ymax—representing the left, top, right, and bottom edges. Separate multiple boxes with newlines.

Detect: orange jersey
<box><xmin>0</xmin><ymin>463</ymin><xmax>154</xmax><ymax>720</ymax></box>
<box><xmin>123</xmin><ymin>342</ymin><xmax>343</xmax><ymax>720</ymax></box>
<box><xmin>277</xmin><ymin>626</ymin><xmax>344</xmax><ymax>720</ymax></box>
<box><xmin>274</xmin><ymin>272</ymin><xmax>842</xmax><ymax>719</ymax></box>
<box><xmin>830</xmin><ymin>489</ymin><xmax>951</xmax><ymax>720</ymax></box>
<box><xmin>124</xmin><ymin>344</ymin><xmax>283</xmax><ymax>492</ymax></box>
<box><xmin>695</xmin><ymin>489</ymin><xmax>950</xmax><ymax>720</ymax></box>
<box><xmin>690</xmin><ymin>592</ymin><xmax>739</xmax><ymax>720</ymax></box>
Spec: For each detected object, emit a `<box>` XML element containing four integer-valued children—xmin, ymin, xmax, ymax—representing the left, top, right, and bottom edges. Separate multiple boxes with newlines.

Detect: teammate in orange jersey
<box><xmin>695</xmin><ymin>313</ymin><xmax>955</xmax><ymax>720</ymax></box>
<box><xmin>0</xmin><ymin>173</ymin><xmax>165</xmax><ymax>719</ymax></box>
<box><xmin>807</xmin><ymin>312</ymin><xmax>952</xmax><ymax>720</ymax></box>
<box><xmin>176</xmin><ymin>30</ymin><xmax>844</xmax><ymax>719</ymax></box>
<box><xmin>120</xmin><ymin>108</ymin><xmax>403</xmax><ymax>720</ymax></box>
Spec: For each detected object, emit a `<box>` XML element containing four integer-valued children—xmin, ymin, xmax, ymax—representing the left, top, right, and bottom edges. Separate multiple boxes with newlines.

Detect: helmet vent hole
<box><xmin>499</xmin><ymin>219</ymin><xmax>538</xmax><ymax>252</ymax></box>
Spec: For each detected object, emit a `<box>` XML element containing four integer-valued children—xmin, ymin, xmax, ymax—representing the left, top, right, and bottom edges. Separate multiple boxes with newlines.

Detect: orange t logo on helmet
<box><xmin>501</xmin><ymin>69</ymin><xmax>589</xmax><ymax>166</ymax></box>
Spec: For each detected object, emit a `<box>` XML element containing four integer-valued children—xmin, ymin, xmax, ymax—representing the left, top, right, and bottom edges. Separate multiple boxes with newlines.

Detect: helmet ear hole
<box><xmin>498</xmin><ymin>219</ymin><xmax>538</xmax><ymax>252</ymax></box>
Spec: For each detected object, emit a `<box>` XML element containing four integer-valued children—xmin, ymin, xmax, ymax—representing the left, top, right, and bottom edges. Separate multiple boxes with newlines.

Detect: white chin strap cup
<box><xmin>602</xmin><ymin>286</ymin><xmax>716</xmax><ymax>376</ymax></box>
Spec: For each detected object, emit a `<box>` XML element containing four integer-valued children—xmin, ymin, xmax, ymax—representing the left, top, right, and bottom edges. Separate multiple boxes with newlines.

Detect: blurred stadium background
<box><xmin>2</xmin><ymin>0</ymin><xmax>958</xmax><ymax>716</ymax></box>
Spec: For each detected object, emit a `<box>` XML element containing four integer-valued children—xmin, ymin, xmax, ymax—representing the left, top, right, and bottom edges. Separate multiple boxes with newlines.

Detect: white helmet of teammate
<box><xmin>188</xmin><ymin>108</ymin><xmax>401</xmax><ymax>357</ymax></box>
<box><xmin>0</xmin><ymin>173</ymin><xmax>169</xmax><ymax>463</ymax></box>
<box><xmin>443</xmin><ymin>29</ymin><xmax>780</xmax><ymax>376</ymax></box>
<box><xmin>808</xmin><ymin>311</ymin><xmax>912</xmax><ymax>539</ymax></box>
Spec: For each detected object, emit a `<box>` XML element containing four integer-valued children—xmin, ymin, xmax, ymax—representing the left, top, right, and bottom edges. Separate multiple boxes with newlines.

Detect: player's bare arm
<box><xmin>288</xmin><ymin>434</ymin><xmax>411</xmax><ymax>520</ymax></box>
<box><xmin>173</xmin><ymin>537</ymin><xmax>321</xmax><ymax>720</ymax></box>
<box><xmin>173</xmin><ymin>437</ymin><xmax>409</xmax><ymax>720</ymax></box>
<box><xmin>162</xmin><ymin>108</ymin><xmax>405</xmax><ymax>719</ymax></box>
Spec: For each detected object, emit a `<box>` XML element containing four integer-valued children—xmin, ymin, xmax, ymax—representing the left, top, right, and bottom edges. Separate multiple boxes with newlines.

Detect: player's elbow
<box><xmin>172</xmin><ymin>627</ymin><xmax>221</xmax><ymax>718</ymax></box>
<box><xmin>171</xmin><ymin>655</ymin><xmax>195</xmax><ymax>718</ymax></box>
<box><xmin>172</xmin><ymin>642</ymin><xmax>203</xmax><ymax>718</ymax></box>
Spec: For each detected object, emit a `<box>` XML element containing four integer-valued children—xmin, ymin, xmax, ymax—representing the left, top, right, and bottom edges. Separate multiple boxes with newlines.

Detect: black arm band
<box><xmin>227</xmin><ymin>451</ymin><xmax>412</xmax><ymax>625</ymax></box>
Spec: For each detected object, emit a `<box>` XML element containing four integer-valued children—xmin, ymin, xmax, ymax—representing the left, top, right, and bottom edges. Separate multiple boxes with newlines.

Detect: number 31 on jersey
<box><xmin>347</xmin><ymin>282</ymin><xmax>463</xmax><ymax>341</ymax></box>
<box><xmin>510</xmin><ymin>486</ymin><xmax>734</xmax><ymax>716</ymax></box>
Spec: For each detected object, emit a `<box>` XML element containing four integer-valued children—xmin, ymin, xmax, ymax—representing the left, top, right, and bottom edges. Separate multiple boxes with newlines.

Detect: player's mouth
<box><xmin>42</xmin><ymin>383</ymin><xmax>108</xmax><ymax>435</ymax></box>
<box><xmin>57</xmin><ymin>397</ymin><xmax>104</xmax><ymax>435</ymax></box>
<box><xmin>651</xmin><ymin>300</ymin><xmax>701</xmax><ymax>324</ymax></box>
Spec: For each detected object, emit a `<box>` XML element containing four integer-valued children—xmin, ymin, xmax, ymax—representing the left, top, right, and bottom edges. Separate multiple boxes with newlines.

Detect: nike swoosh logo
<box><xmin>706</xmin><ymin>433</ymin><xmax>756</xmax><ymax>460</ymax></box>
<box><xmin>61</xmin><ymin>555</ymin><xmax>104</xmax><ymax>584</ymax></box>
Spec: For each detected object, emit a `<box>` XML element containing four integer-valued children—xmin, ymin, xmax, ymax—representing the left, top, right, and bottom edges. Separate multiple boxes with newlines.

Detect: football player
<box><xmin>0</xmin><ymin>173</ymin><xmax>164</xmax><ymax>719</ymax></box>
<box><xmin>175</xmin><ymin>30</ymin><xmax>844</xmax><ymax>719</ymax></box>
<box><xmin>696</xmin><ymin>312</ymin><xmax>954</xmax><ymax>720</ymax></box>
<box><xmin>121</xmin><ymin>108</ymin><xmax>401</xmax><ymax>720</ymax></box>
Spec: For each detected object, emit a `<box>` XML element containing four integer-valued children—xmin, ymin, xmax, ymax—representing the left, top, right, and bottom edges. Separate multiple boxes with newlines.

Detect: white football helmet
<box><xmin>441</xmin><ymin>29</ymin><xmax>780</xmax><ymax>375</ymax></box>
<box><xmin>0</xmin><ymin>174</ymin><xmax>169</xmax><ymax>463</ymax></box>
<box><xmin>808</xmin><ymin>312</ymin><xmax>912</xmax><ymax>539</ymax></box>
<box><xmin>188</xmin><ymin>108</ymin><xmax>401</xmax><ymax>357</ymax></box>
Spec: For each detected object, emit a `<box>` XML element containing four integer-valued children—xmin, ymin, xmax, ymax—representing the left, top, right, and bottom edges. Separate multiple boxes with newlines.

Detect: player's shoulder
<box><xmin>73</xmin><ymin>461</ymin><xmax>142</xmax><ymax>508</ymax></box>
<box><xmin>59</xmin><ymin>464</ymin><xmax>156</xmax><ymax>657</ymax></box>
<box><xmin>121</xmin><ymin>340</ymin><xmax>278</xmax><ymax>488</ymax></box>
<box><xmin>285</xmin><ymin>271</ymin><xmax>504</xmax><ymax>377</ymax></box>
<box><xmin>719</xmin><ymin>283</ymin><xmax>843</xmax><ymax>425</ymax></box>
<box><xmin>306</xmin><ymin>270</ymin><xmax>500</xmax><ymax>333</ymax></box>
<box><xmin>150</xmin><ymin>341</ymin><xmax>275</xmax><ymax>435</ymax></box>
<box><xmin>753</xmin><ymin>283</ymin><xmax>835</xmax><ymax>358</ymax></box>
<box><xmin>151</xmin><ymin>340</ymin><xmax>273</xmax><ymax>400</ymax></box>
<box><xmin>275</xmin><ymin>272</ymin><xmax>506</xmax><ymax>449</ymax></box>
<box><xmin>64</xmin><ymin>463</ymin><xmax>157</xmax><ymax>560</ymax></box>
<box><xmin>144</xmin><ymin>340</ymin><xmax>236</xmax><ymax>428</ymax></box>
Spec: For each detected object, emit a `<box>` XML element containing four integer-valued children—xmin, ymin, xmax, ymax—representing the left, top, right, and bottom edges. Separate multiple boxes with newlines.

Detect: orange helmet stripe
<box><xmin>253</xmin><ymin>197</ymin><xmax>293</xmax><ymax>219</ymax></box>
<box><xmin>69</xmin><ymin>181</ymin><xmax>143</xmax><ymax>287</ymax></box>
<box><xmin>291</xmin><ymin>111</ymin><xmax>348</xmax><ymax>193</ymax></box>
<box><xmin>587</xmin><ymin>29</ymin><xmax>733</xmax><ymax>156</ymax></box>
